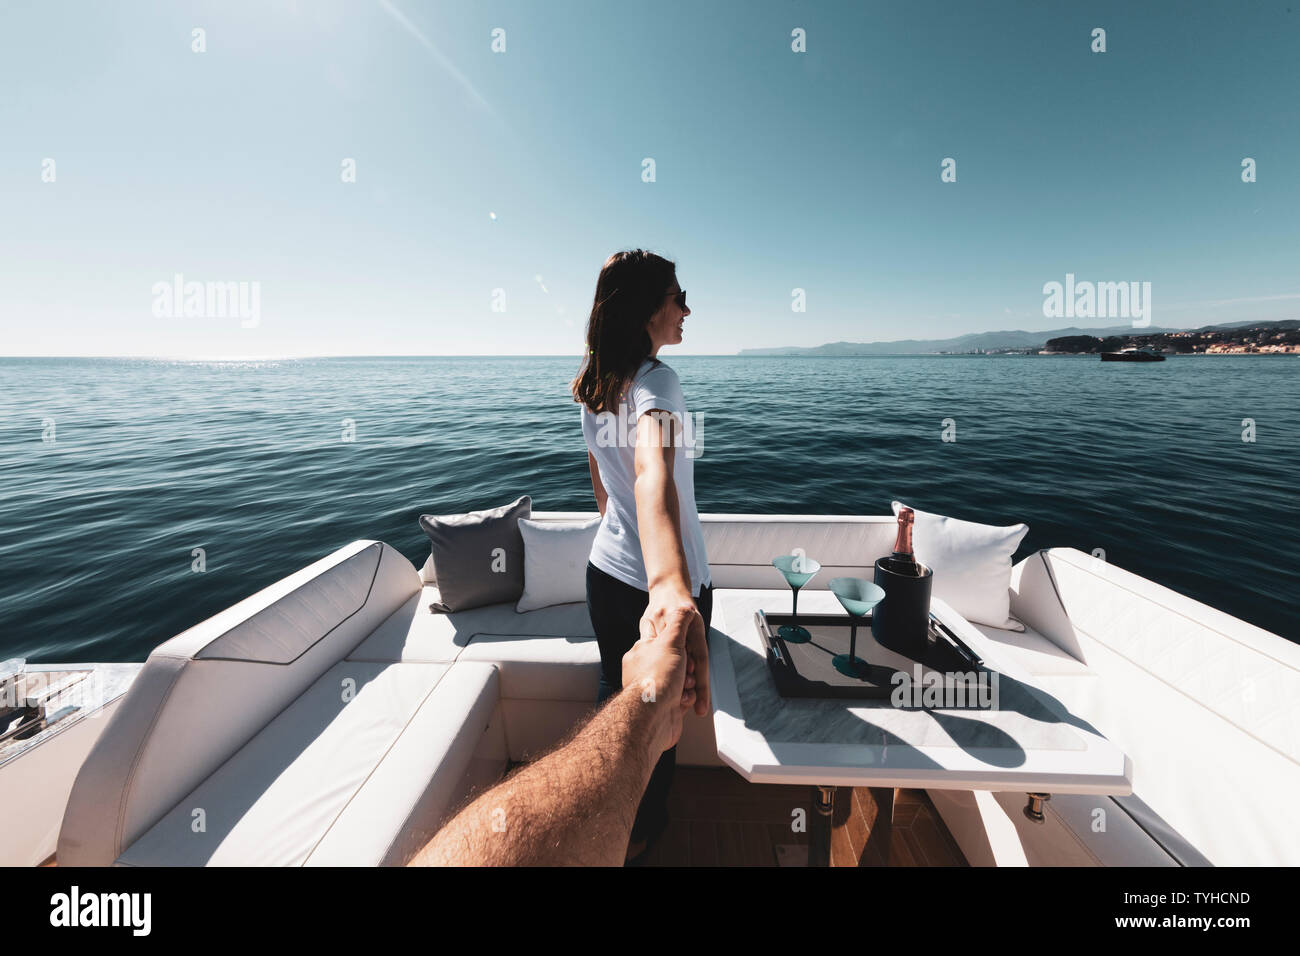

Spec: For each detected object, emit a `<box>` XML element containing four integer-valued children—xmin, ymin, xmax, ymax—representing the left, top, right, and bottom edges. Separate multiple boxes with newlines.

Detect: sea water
<box><xmin>0</xmin><ymin>354</ymin><xmax>1295</xmax><ymax>661</ymax></box>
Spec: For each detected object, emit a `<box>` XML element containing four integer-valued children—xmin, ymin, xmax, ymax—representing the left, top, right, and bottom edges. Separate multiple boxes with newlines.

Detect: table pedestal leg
<box><xmin>811</xmin><ymin>787</ymin><xmax>897</xmax><ymax>866</ymax></box>
<box><xmin>809</xmin><ymin>785</ymin><xmax>835</xmax><ymax>867</ymax></box>
<box><xmin>863</xmin><ymin>787</ymin><xmax>896</xmax><ymax>866</ymax></box>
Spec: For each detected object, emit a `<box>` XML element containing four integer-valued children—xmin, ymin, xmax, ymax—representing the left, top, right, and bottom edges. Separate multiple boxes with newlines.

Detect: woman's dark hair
<box><xmin>572</xmin><ymin>249</ymin><xmax>677</xmax><ymax>414</ymax></box>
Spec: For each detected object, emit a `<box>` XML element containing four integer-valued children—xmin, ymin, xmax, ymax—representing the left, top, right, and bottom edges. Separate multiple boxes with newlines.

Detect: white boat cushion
<box><xmin>116</xmin><ymin>661</ymin><xmax>498</xmax><ymax>866</ymax></box>
<box><xmin>459</xmin><ymin>635</ymin><xmax>601</xmax><ymax>700</ymax></box>
<box><xmin>347</xmin><ymin>587</ymin><xmax>596</xmax><ymax>663</ymax></box>
<box><xmin>971</xmin><ymin>622</ymin><xmax>1095</xmax><ymax>678</ymax></box>
<box><xmin>516</xmin><ymin>516</ymin><xmax>601</xmax><ymax>612</ymax></box>
<box><xmin>197</xmin><ymin>542</ymin><xmax>384</xmax><ymax>663</ymax></box>
<box><xmin>930</xmin><ymin>788</ymin><xmax>1182</xmax><ymax>867</ymax></box>
<box><xmin>1014</xmin><ymin>548</ymin><xmax>1300</xmax><ymax>866</ymax></box>
<box><xmin>303</xmin><ymin>662</ymin><xmax>501</xmax><ymax>866</ymax></box>
<box><xmin>892</xmin><ymin>501</ymin><xmax>1027</xmax><ymax>630</ymax></box>
<box><xmin>58</xmin><ymin>540</ymin><xmax>422</xmax><ymax>867</ymax></box>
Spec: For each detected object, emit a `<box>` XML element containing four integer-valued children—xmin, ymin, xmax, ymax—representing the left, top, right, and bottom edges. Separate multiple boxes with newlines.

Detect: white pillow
<box><xmin>516</xmin><ymin>516</ymin><xmax>602</xmax><ymax>612</ymax></box>
<box><xmin>891</xmin><ymin>501</ymin><xmax>1028</xmax><ymax>631</ymax></box>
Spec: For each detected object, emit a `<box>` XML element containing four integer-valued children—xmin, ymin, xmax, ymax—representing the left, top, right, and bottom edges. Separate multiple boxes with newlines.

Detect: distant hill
<box><xmin>736</xmin><ymin>321</ymin><xmax>1295</xmax><ymax>356</ymax></box>
<box><xmin>1046</xmin><ymin>320</ymin><xmax>1300</xmax><ymax>354</ymax></box>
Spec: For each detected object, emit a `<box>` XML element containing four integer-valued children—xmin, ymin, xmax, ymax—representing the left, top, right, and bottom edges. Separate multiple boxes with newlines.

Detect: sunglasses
<box><xmin>666</xmin><ymin>289</ymin><xmax>687</xmax><ymax>310</ymax></box>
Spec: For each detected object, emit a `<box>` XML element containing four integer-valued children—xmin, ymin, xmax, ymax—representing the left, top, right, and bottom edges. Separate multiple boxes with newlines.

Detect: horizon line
<box><xmin>5</xmin><ymin>318</ymin><xmax>1293</xmax><ymax>362</ymax></box>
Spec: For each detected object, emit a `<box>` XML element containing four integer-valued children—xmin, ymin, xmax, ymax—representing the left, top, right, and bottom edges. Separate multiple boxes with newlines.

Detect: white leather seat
<box><xmin>458</xmin><ymin>635</ymin><xmax>601</xmax><ymax>700</ymax></box>
<box><xmin>341</xmin><ymin>588</ymin><xmax>603</xmax><ymax>761</ymax></box>
<box><xmin>59</xmin><ymin>542</ymin><xmax>510</xmax><ymax>867</ymax></box>
<box><xmin>344</xmin><ymin>564</ymin><xmax>720</xmax><ymax>765</ymax></box>
<box><xmin>929</xmin><ymin>789</ymin><xmax>1187</xmax><ymax>867</ymax></box>
<box><xmin>347</xmin><ymin>587</ymin><xmax>596</xmax><ymax>663</ymax></box>
<box><xmin>952</xmin><ymin>619</ymin><xmax>1177</xmax><ymax>865</ymax></box>
<box><xmin>971</xmin><ymin>622</ymin><xmax>1095</xmax><ymax>679</ymax></box>
<box><xmin>118</xmin><ymin>662</ymin><xmax>500</xmax><ymax>866</ymax></box>
<box><xmin>971</xmin><ymin>548</ymin><xmax>1300</xmax><ymax>866</ymax></box>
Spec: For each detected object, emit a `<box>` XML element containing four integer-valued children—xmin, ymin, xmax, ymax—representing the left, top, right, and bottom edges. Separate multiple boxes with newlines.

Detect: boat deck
<box><xmin>1</xmin><ymin>664</ymin><xmax>142</xmax><ymax>771</ymax></box>
<box><xmin>41</xmin><ymin>769</ymin><xmax>968</xmax><ymax>867</ymax></box>
<box><xmin>640</xmin><ymin>768</ymin><xmax>967</xmax><ymax>867</ymax></box>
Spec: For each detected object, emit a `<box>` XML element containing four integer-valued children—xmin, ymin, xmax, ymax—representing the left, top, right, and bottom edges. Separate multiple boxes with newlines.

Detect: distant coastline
<box><xmin>1042</xmin><ymin>321</ymin><xmax>1299</xmax><ymax>355</ymax></box>
<box><xmin>739</xmin><ymin>320</ymin><xmax>1299</xmax><ymax>357</ymax></box>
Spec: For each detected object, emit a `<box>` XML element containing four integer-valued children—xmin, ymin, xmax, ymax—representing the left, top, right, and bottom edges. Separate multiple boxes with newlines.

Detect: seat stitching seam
<box><xmin>113</xmin><ymin>664</ymin><xmax>185</xmax><ymax>862</ymax></box>
<box><xmin>200</xmin><ymin>543</ymin><xmax>384</xmax><ymax>666</ymax></box>
<box><xmin>301</xmin><ymin>664</ymin><xmax>474</xmax><ymax>866</ymax></box>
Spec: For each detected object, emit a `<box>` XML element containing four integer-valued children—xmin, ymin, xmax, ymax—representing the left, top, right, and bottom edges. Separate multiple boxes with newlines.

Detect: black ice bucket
<box><xmin>871</xmin><ymin>558</ymin><xmax>934</xmax><ymax>661</ymax></box>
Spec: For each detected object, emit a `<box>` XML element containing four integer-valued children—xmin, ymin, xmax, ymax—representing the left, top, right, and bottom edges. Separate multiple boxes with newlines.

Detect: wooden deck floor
<box><xmin>638</xmin><ymin>767</ymin><xmax>967</xmax><ymax>867</ymax></box>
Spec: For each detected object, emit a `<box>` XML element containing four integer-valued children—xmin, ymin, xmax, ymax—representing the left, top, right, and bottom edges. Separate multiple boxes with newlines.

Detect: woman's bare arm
<box><xmin>633</xmin><ymin>409</ymin><xmax>710</xmax><ymax>715</ymax></box>
<box><xmin>587</xmin><ymin>451</ymin><xmax>608</xmax><ymax>517</ymax></box>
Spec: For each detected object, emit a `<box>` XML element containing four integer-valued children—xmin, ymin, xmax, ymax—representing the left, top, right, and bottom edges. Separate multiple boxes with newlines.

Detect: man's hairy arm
<box><xmin>409</xmin><ymin>610</ymin><xmax>695</xmax><ymax>867</ymax></box>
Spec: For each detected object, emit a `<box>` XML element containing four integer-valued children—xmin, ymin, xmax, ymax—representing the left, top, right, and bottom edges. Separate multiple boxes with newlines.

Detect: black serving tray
<box><xmin>756</xmin><ymin>610</ymin><xmax>988</xmax><ymax>701</ymax></box>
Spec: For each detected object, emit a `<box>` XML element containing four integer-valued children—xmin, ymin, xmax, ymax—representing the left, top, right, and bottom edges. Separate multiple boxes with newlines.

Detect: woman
<box><xmin>572</xmin><ymin>249</ymin><xmax>712</xmax><ymax>863</ymax></box>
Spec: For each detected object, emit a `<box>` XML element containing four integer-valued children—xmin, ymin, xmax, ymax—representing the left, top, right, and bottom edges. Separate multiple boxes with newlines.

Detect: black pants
<box><xmin>586</xmin><ymin>561</ymin><xmax>713</xmax><ymax>844</ymax></box>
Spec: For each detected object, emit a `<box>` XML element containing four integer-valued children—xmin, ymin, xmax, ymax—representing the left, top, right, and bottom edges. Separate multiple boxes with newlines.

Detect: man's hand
<box><xmin>641</xmin><ymin>587</ymin><xmax>710</xmax><ymax>716</ymax></box>
<box><xmin>622</xmin><ymin>606</ymin><xmax>700</xmax><ymax>755</ymax></box>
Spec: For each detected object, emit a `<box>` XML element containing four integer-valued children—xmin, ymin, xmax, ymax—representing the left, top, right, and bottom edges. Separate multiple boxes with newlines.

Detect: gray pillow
<box><xmin>419</xmin><ymin>496</ymin><xmax>531</xmax><ymax>612</ymax></box>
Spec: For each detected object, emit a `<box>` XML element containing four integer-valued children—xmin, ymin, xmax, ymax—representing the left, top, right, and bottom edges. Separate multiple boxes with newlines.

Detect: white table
<box><xmin>707</xmin><ymin>588</ymin><xmax>1132</xmax><ymax>865</ymax></box>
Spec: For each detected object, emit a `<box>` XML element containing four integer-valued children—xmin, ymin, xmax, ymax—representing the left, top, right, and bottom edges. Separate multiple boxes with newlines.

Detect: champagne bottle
<box><xmin>883</xmin><ymin>507</ymin><xmax>923</xmax><ymax>576</ymax></box>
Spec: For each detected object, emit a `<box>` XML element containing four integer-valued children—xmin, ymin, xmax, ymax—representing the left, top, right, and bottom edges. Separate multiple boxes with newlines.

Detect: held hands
<box><xmin>642</xmin><ymin>590</ymin><xmax>712</xmax><ymax>717</ymax></box>
<box><xmin>621</xmin><ymin>592</ymin><xmax>710</xmax><ymax>756</ymax></box>
<box><xmin>621</xmin><ymin>607</ymin><xmax>695</xmax><ymax>755</ymax></box>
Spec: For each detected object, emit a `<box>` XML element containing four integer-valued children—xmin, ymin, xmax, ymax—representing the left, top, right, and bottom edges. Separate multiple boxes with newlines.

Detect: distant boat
<box><xmin>1101</xmin><ymin>346</ymin><xmax>1165</xmax><ymax>362</ymax></box>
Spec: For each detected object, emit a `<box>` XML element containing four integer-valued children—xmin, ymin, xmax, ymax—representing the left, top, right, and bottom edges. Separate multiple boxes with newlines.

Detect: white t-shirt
<box><xmin>580</xmin><ymin>359</ymin><xmax>711</xmax><ymax>596</ymax></box>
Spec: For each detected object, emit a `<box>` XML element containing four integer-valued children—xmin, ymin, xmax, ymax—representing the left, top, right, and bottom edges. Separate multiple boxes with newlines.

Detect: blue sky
<box><xmin>1</xmin><ymin>0</ymin><xmax>1297</xmax><ymax>357</ymax></box>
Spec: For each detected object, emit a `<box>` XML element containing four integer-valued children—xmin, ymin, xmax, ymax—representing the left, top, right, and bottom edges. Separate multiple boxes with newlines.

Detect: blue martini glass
<box><xmin>828</xmin><ymin>578</ymin><xmax>886</xmax><ymax>680</ymax></box>
<box><xmin>771</xmin><ymin>554</ymin><xmax>822</xmax><ymax>644</ymax></box>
